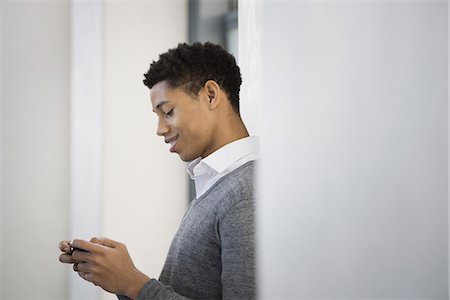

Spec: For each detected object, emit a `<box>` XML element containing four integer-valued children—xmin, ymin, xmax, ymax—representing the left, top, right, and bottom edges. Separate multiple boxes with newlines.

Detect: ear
<box><xmin>204</xmin><ymin>80</ymin><xmax>221</xmax><ymax>109</ymax></box>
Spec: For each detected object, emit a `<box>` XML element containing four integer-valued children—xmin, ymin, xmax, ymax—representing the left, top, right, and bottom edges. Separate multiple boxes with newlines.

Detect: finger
<box><xmin>90</xmin><ymin>237</ymin><xmax>99</xmax><ymax>243</ymax></box>
<box><xmin>72</xmin><ymin>250</ymin><xmax>92</xmax><ymax>263</ymax></box>
<box><xmin>78</xmin><ymin>271</ymin><xmax>93</xmax><ymax>283</ymax></box>
<box><xmin>78</xmin><ymin>272</ymin><xmax>86</xmax><ymax>281</ymax></box>
<box><xmin>59</xmin><ymin>253</ymin><xmax>75</xmax><ymax>264</ymax></box>
<box><xmin>70</xmin><ymin>239</ymin><xmax>91</xmax><ymax>252</ymax></box>
<box><xmin>58</xmin><ymin>240</ymin><xmax>71</xmax><ymax>253</ymax></box>
<box><xmin>76</xmin><ymin>262</ymin><xmax>92</xmax><ymax>273</ymax></box>
<box><xmin>84</xmin><ymin>273</ymin><xmax>93</xmax><ymax>283</ymax></box>
<box><xmin>71</xmin><ymin>239</ymin><xmax>106</xmax><ymax>253</ymax></box>
<box><xmin>73</xmin><ymin>263</ymin><xmax>79</xmax><ymax>272</ymax></box>
<box><xmin>90</xmin><ymin>237</ymin><xmax>119</xmax><ymax>248</ymax></box>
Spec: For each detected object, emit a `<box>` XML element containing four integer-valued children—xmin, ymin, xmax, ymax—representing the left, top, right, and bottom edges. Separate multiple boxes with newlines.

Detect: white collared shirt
<box><xmin>187</xmin><ymin>136</ymin><xmax>259</xmax><ymax>199</ymax></box>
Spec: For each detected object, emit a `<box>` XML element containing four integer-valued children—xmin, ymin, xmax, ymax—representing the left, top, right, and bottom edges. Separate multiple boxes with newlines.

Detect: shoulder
<box><xmin>216</xmin><ymin>161</ymin><xmax>257</xmax><ymax>216</ymax></box>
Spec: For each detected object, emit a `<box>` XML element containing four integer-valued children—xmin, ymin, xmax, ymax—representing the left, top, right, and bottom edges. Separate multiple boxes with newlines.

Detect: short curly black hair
<box><xmin>143</xmin><ymin>42</ymin><xmax>242</xmax><ymax>113</ymax></box>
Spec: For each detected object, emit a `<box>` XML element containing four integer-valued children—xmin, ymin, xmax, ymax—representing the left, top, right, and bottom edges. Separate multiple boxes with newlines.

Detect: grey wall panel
<box><xmin>1</xmin><ymin>2</ymin><xmax>70</xmax><ymax>299</ymax></box>
<box><xmin>240</xmin><ymin>1</ymin><xmax>448</xmax><ymax>299</ymax></box>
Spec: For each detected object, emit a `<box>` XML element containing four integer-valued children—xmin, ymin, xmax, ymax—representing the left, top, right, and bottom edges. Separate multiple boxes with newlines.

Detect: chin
<box><xmin>177</xmin><ymin>152</ymin><xmax>198</xmax><ymax>162</ymax></box>
<box><xmin>177</xmin><ymin>153</ymin><xmax>190</xmax><ymax>162</ymax></box>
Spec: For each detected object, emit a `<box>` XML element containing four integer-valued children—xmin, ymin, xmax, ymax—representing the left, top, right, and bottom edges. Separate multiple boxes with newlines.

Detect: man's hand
<box><xmin>59</xmin><ymin>240</ymin><xmax>75</xmax><ymax>263</ymax></box>
<box><xmin>58</xmin><ymin>237</ymin><xmax>150</xmax><ymax>299</ymax></box>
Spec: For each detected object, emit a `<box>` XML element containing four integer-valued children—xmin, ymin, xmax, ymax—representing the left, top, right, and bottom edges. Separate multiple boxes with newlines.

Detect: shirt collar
<box><xmin>186</xmin><ymin>136</ymin><xmax>259</xmax><ymax>178</ymax></box>
<box><xmin>186</xmin><ymin>157</ymin><xmax>202</xmax><ymax>179</ymax></box>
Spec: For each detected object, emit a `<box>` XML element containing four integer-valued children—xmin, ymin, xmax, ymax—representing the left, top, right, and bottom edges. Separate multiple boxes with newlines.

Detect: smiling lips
<box><xmin>165</xmin><ymin>135</ymin><xmax>178</xmax><ymax>152</ymax></box>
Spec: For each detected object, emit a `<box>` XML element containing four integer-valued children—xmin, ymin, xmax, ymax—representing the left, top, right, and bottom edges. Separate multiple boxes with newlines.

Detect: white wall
<box><xmin>0</xmin><ymin>1</ymin><xmax>188</xmax><ymax>299</ymax></box>
<box><xmin>0</xmin><ymin>1</ymin><xmax>3</xmax><ymax>296</ymax></box>
<box><xmin>101</xmin><ymin>1</ymin><xmax>188</xmax><ymax>299</ymax></box>
<box><xmin>239</xmin><ymin>1</ymin><xmax>261</xmax><ymax>136</ymax></box>
<box><xmin>240</xmin><ymin>1</ymin><xmax>448</xmax><ymax>299</ymax></box>
<box><xmin>69</xmin><ymin>2</ymin><xmax>104</xmax><ymax>299</ymax></box>
<box><xmin>0</xmin><ymin>1</ymin><xmax>3</xmax><ymax>297</ymax></box>
<box><xmin>1</xmin><ymin>2</ymin><xmax>70</xmax><ymax>299</ymax></box>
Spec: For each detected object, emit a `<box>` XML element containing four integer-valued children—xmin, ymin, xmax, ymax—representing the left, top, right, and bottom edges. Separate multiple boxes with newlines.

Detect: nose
<box><xmin>156</xmin><ymin>117</ymin><xmax>170</xmax><ymax>136</ymax></box>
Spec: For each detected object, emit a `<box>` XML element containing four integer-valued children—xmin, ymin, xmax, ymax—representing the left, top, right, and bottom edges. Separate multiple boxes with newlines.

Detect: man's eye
<box><xmin>165</xmin><ymin>109</ymin><xmax>174</xmax><ymax>118</ymax></box>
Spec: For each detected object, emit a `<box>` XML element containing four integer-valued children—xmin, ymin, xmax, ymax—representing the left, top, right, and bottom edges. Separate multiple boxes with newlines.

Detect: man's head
<box><xmin>143</xmin><ymin>42</ymin><xmax>242</xmax><ymax>114</ymax></box>
<box><xmin>144</xmin><ymin>42</ymin><xmax>247</xmax><ymax>162</ymax></box>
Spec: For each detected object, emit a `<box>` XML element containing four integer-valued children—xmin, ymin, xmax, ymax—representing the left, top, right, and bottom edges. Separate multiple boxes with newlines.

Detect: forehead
<box><xmin>150</xmin><ymin>81</ymin><xmax>196</xmax><ymax>111</ymax></box>
<box><xmin>150</xmin><ymin>81</ymin><xmax>170</xmax><ymax>103</ymax></box>
<box><xmin>150</xmin><ymin>81</ymin><xmax>177</xmax><ymax>112</ymax></box>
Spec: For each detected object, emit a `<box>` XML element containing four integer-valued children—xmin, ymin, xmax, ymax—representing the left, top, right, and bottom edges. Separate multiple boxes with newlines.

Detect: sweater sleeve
<box><xmin>117</xmin><ymin>279</ymin><xmax>190</xmax><ymax>300</ymax></box>
<box><xmin>219</xmin><ymin>198</ymin><xmax>256</xmax><ymax>299</ymax></box>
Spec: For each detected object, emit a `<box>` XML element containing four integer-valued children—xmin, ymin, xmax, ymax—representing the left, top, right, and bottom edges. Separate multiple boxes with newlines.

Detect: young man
<box><xmin>59</xmin><ymin>42</ymin><xmax>257</xmax><ymax>299</ymax></box>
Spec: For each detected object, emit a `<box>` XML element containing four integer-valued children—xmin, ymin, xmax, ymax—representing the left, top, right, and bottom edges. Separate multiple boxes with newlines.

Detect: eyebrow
<box><xmin>153</xmin><ymin>100</ymin><xmax>170</xmax><ymax>112</ymax></box>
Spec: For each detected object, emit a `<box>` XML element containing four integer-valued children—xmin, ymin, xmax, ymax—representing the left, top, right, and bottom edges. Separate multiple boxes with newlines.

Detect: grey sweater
<box><xmin>118</xmin><ymin>161</ymin><xmax>256</xmax><ymax>300</ymax></box>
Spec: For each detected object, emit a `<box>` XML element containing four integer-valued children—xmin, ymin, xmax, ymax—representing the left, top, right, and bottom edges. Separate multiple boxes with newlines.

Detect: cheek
<box><xmin>174</xmin><ymin>114</ymin><xmax>197</xmax><ymax>135</ymax></box>
<box><xmin>172</xmin><ymin>108</ymin><xmax>209</xmax><ymax>142</ymax></box>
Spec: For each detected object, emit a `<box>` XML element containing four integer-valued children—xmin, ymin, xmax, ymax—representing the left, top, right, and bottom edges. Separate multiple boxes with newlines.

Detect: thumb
<box><xmin>90</xmin><ymin>237</ymin><xmax>118</xmax><ymax>248</ymax></box>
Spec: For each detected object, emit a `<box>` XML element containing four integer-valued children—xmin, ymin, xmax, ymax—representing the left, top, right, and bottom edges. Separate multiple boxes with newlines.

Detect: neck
<box><xmin>220</xmin><ymin>113</ymin><xmax>249</xmax><ymax>143</ymax></box>
<box><xmin>202</xmin><ymin>114</ymin><xmax>249</xmax><ymax>158</ymax></box>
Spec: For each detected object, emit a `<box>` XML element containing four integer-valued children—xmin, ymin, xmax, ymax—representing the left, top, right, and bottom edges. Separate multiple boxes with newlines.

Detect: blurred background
<box><xmin>0</xmin><ymin>1</ymin><xmax>238</xmax><ymax>299</ymax></box>
<box><xmin>0</xmin><ymin>0</ymin><xmax>449</xmax><ymax>299</ymax></box>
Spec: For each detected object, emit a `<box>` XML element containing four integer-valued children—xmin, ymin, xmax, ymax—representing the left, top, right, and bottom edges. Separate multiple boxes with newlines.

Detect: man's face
<box><xmin>150</xmin><ymin>81</ymin><xmax>215</xmax><ymax>162</ymax></box>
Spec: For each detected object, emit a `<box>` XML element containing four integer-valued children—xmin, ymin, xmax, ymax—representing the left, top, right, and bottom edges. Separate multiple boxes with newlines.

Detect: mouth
<box><xmin>165</xmin><ymin>135</ymin><xmax>178</xmax><ymax>152</ymax></box>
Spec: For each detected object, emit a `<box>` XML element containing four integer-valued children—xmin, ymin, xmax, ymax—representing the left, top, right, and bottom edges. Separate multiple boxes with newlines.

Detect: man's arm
<box><xmin>60</xmin><ymin>200</ymin><xmax>256</xmax><ymax>300</ymax></box>
<box><xmin>220</xmin><ymin>198</ymin><xmax>256</xmax><ymax>299</ymax></box>
<box><xmin>118</xmin><ymin>198</ymin><xmax>256</xmax><ymax>300</ymax></box>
